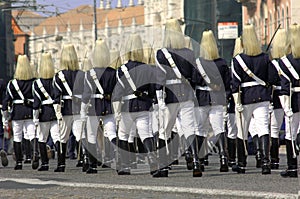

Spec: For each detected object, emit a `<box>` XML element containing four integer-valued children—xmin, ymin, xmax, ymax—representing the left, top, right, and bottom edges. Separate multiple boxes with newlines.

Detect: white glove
<box><xmin>269</xmin><ymin>103</ymin><xmax>274</xmax><ymax>114</ymax></box>
<box><xmin>53</xmin><ymin>104</ymin><xmax>62</xmax><ymax>120</ymax></box>
<box><xmin>156</xmin><ymin>90</ymin><xmax>166</xmax><ymax>110</ymax></box>
<box><xmin>279</xmin><ymin>95</ymin><xmax>293</xmax><ymax>118</ymax></box>
<box><xmin>1</xmin><ymin>110</ymin><xmax>9</xmax><ymax>128</ymax></box>
<box><xmin>235</xmin><ymin>104</ymin><xmax>243</xmax><ymax>113</ymax></box>
<box><xmin>33</xmin><ymin>109</ymin><xmax>39</xmax><ymax>126</ymax></box>
<box><xmin>232</xmin><ymin>93</ymin><xmax>243</xmax><ymax>113</ymax></box>
<box><xmin>80</xmin><ymin>102</ymin><xmax>88</xmax><ymax>121</ymax></box>
<box><xmin>112</xmin><ymin>101</ymin><xmax>121</xmax><ymax>123</ymax></box>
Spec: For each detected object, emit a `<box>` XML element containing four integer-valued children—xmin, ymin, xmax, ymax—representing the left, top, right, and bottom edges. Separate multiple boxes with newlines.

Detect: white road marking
<box><xmin>0</xmin><ymin>178</ymin><xmax>298</xmax><ymax>199</ymax></box>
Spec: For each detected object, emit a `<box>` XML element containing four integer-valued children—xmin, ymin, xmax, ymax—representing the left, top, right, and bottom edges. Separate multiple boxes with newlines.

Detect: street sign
<box><xmin>218</xmin><ymin>22</ymin><xmax>238</xmax><ymax>39</ymax></box>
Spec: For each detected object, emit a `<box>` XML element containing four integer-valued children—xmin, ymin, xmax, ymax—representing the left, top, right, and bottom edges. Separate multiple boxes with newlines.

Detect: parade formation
<box><xmin>1</xmin><ymin>18</ymin><xmax>300</xmax><ymax>179</ymax></box>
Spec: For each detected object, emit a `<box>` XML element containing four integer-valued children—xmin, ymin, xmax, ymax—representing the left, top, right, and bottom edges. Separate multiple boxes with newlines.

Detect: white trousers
<box><xmin>236</xmin><ymin>101</ymin><xmax>269</xmax><ymax>140</ymax></box>
<box><xmin>13</xmin><ymin>119</ymin><xmax>36</xmax><ymax>142</ymax></box>
<box><xmin>195</xmin><ymin>105</ymin><xmax>224</xmax><ymax>137</ymax></box>
<box><xmin>86</xmin><ymin>114</ymin><xmax>116</xmax><ymax>144</ymax></box>
<box><xmin>285</xmin><ymin>112</ymin><xmax>300</xmax><ymax>141</ymax></box>
<box><xmin>158</xmin><ymin>101</ymin><xmax>195</xmax><ymax>140</ymax></box>
<box><xmin>118</xmin><ymin>111</ymin><xmax>151</xmax><ymax>142</ymax></box>
<box><xmin>270</xmin><ymin>109</ymin><xmax>284</xmax><ymax>138</ymax></box>
<box><xmin>72</xmin><ymin>115</ymin><xmax>86</xmax><ymax>142</ymax></box>
<box><xmin>227</xmin><ymin>113</ymin><xmax>238</xmax><ymax>139</ymax></box>
<box><xmin>38</xmin><ymin>121</ymin><xmax>59</xmax><ymax>143</ymax></box>
<box><xmin>57</xmin><ymin>115</ymin><xmax>73</xmax><ymax>143</ymax></box>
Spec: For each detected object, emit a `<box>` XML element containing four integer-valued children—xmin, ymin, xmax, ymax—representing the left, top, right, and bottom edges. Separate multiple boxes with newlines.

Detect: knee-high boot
<box><xmin>31</xmin><ymin>138</ymin><xmax>39</xmax><ymax>170</ymax></box>
<box><xmin>75</xmin><ymin>141</ymin><xmax>83</xmax><ymax>167</ymax></box>
<box><xmin>13</xmin><ymin>141</ymin><xmax>23</xmax><ymax>170</ymax></box>
<box><xmin>252</xmin><ymin>135</ymin><xmax>261</xmax><ymax>168</ymax></box>
<box><xmin>128</xmin><ymin>142</ymin><xmax>137</xmax><ymax>169</ymax></box>
<box><xmin>217</xmin><ymin>133</ymin><xmax>229</xmax><ymax>172</ymax></box>
<box><xmin>54</xmin><ymin>141</ymin><xmax>66</xmax><ymax>172</ymax></box>
<box><xmin>186</xmin><ymin>135</ymin><xmax>202</xmax><ymax>177</ymax></box>
<box><xmin>227</xmin><ymin>138</ymin><xmax>237</xmax><ymax>167</ymax></box>
<box><xmin>281</xmin><ymin>140</ymin><xmax>298</xmax><ymax>177</ymax></box>
<box><xmin>152</xmin><ymin>139</ymin><xmax>168</xmax><ymax>177</ymax></box>
<box><xmin>196</xmin><ymin>135</ymin><xmax>205</xmax><ymax>171</ymax></box>
<box><xmin>236</xmin><ymin>138</ymin><xmax>247</xmax><ymax>173</ymax></box>
<box><xmin>170</xmin><ymin>131</ymin><xmax>179</xmax><ymax>165</ymax></box>
<box><xmin>143</xmin><ymin>137</ymin><xmax>158</xmax><ymax>175</ymax></box>
<box><xmin>270</xmin><ymin>137</ymin><xmax>279</xmax><ymax>169</ymax></box>
<box><xmin>86</xmin><ymin>142</ymin><xmax>98</xmax><ymax>174</ymax></box>
<box><xmin>103</xmin><ymin>137</ymin><xmax>113</xmax><ymax>168</ymax></box>
<box><xmin>23</xmin><ymin>138</ymin><xmax>32</xmax><ymax>164</ymax></box>
<box><xmin>259</xmin><ymin>135</ymin><xmax>271</xmax><ymax>174</ymax></box>
<box><xmin>38</xmin><ymin>142</ymin><xmax>49</xmax><ymax>171</ymax></box>
<box><xmin>118</xmin><ymin>140</ymin><xmax>130</xmax><ymax>175</ymax></box>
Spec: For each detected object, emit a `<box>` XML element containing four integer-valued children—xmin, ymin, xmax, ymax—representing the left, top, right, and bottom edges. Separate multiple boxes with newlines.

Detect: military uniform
<box><xmin>0</xmin><ymin>79</ymin><xmax>9</xmax><ymax>167</ymax></box>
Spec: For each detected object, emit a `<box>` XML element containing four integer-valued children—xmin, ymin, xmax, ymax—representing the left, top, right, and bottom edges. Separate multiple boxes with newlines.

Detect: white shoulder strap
<box><xmin>161</xmin><ymin>48</ymin><xmax>182</xmax><ymax>79</ymax></box>
<box><xmin>195</xmin><ymin>58</ymin><xmax>211</xmax><ymax>84</ymax></box>
<box><xmin>235</xmin><ymin>54</ymin><xmax>266</xmax><ymax>86</ymax></box>
<box><xmin>90</xmin><ymin>69</ymin><xmax>104</xmax><ymax>95</ymax></box>
<box><xmin>58</xmin><ymin>71</ymin><xmax>73</xmax><ymax>97</ymax></box>
<box><xmin>281</xmin><ymin>56</ymin><xmax>300</xmax><ymax>80</ymax></box>
<box><xmin>36</xmin><ymin>79</ymin><xmax>53</xmax><ymax>101</ymax></box>
<box><xmin>12</xmin><ymin>79</ymin><xmax>25</xmax><ymax>100</ymax></box>
<box><xmin>271</xmin><ymin>60</ymin><xmax>290</xmax><ymax>82</ymax></box>
<box><xmin>120</xmin><ymin>64</ymin><xmax>137</xmax><ymax>91</ymax></box>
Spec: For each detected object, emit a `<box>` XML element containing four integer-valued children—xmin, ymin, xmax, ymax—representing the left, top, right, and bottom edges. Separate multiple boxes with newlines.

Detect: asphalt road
<box><xmin>0</xmin><ymin>151</ymin><xmax>299</xmax><ymax>199</ymax></box>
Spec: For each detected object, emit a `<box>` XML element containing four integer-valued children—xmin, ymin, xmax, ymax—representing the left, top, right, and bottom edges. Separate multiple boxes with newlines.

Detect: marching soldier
<box><xmin>112</xmin><ymin>34</ymin><xmax>158</xmax><ymax>176</ymax></box>
<box><xmin>155</xmin><ymin>19</ymin><xmax>201</xmax><ymax>177</ymax></box>
<box><xmin>53</xmin><ymin>44</ymin><xmax>80</xmax><ymax>172</ymax></box>
<box><xmin>231</xmin><ymin>24</ymin><xmax>275</xmax><ymax>174</ymax></box>
<box><xmin>32</xmin><ymin>52</ymin><xmax>59</xmax><ymax>171</ymax></box>
<box><xmin>2</xmin><ymin>55</ymin><xmax>38</xmax><ymax>170</ymax></box>
<box><xmin>80</xmin><ymin>39</ymin><xmax>117</xmax><ymax>174</ymax></box>
<box><xmin>0</xmin><ymin>78</ymin><xmax>9</xmax><ymax>167</ymax></box>
<box><xmin>278</xmin><ymin>23</ymin><xmax>300</xmax><ymax>178</ymax></box>
<box><xmin>192</xmin><ymin>30</ymin><xmax>231</xmax><ymax>172</ymax></box>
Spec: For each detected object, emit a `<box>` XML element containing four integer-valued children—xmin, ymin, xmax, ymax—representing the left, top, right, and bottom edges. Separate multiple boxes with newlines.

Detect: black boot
<box><xmin>38</xmin><ymin>142</ymin><xmax>49</xmax><ymax>171</ymax></box>
<box><xmin>281</xmin><ymin>140</ymin><xmax>298</xmax><ymax>178</ymax></box>
<box><xmin>54</xmin><ymin>142</ymin><xmax>66</xmax><ymax>172</ymax></box>
<box><xmin>31</xmin><ymin>138</ymin><xmax>39</xmax><ymax>170</ymax></box>
<box><xmin>128</xmin><ymin>142</ymin><xmax>137</xmax><ymax>169</ymax></box>
<box><xmin>185</xmin><ymin>147</ymin><xmax>193</xmax><ymax>170</ymax></box>
<box><xmin>227</xmin><ymin>138</ymin><xmax>237</xmax><ymax>167</ymax></box>
<box><xmin>186</xmin><ymin>135</ymin><xmax>202</xmax><ymax>177</ymax></box>
<box><xmin>86</xmin><ymin>143</ymin><xmax>98</xmax><ymax>174</ymax></box>
<box><xmin>235</xmin><ymin>138</ymin><xmax>247</xmax><ymax>173</ymax></box>
<box><xmin>170</xmin><ymin>131</ymin><xmax>179</xmax><ymax>165</ymax></box>
<box><xmin>217</xmin><ymin>133</ymin><xmax>229</xmax><ymax>172</ymax></box>
<box><xmin>252</xmin><ymin>135</ymin><xmax>261</xmax><ymax>168</ymax></box>
<box><xmin>82</xmin><ymin>148</ymin><xmax>89</xmax><ymax>172</ymax></box>
<box><xmin>118</xmin><ymin>140</ymin><xmax>130</xmax><ymax>175</ymax></box>
<box><xmin>152</xmin><ymin>139</ymin><xmax>168</xmax><ymax>177</ymax></box>
<box><xmin>102</xmin><ymin>137</ymin><xmax>113</xmax><ymax>168</ymax></box>
<box><xmin>14</xmin><ymin>142</ymin><xmax>23</xmax><ymax>170</ymax></box>
<box><xmin>260</xmin><ymin>135</ymin><xmax>271</xmax><ymax>174</ymax></box>
<box><xmin>270</xmin><ymin>137</ymin><xmax>280</xmax><ymax>169</ymax></box>
<box><xmin>143</xmin><ymin>137</ymin><xmax>158</xmax><ymax>175</ymax></box>
<box><xmin>75</xmin><ymin>141</ymin><xmax>83</xmax><ymax>167</ymax></box>
<box><xmin>196</xmin><ymin>135</ymin><xmax>205</xmax><ymax>172</ymax></box>
<box><xmin>23</xmin><ymin>139</ymin><xmax>32</xmax><ymax>164</ymax></box>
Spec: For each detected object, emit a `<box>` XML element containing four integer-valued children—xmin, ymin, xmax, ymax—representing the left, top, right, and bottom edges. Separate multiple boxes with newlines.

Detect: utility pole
<box><xmin>93</xmin><ymin>0</ymin><xmax>98</xmax><ymax>41</ymax></box>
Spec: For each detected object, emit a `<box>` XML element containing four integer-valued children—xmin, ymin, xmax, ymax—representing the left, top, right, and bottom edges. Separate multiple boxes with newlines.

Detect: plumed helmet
<box><xmin>288</xmin><ymin>23</ymin><xmax>300</xmax><ymax>58</ymax></box>
<box><xmin>200</xmin><ymin>30</ymin><xmax>219</xmax><ymax>60</ymax></box>
<box><xmin>163</xmin><ymin>18</ymin><xmax>185</xmax><ymax>49</ymax></box>
<box><xmin>110</xmin><ymin>50</ymin><xmax>122</xmax><ymax>69</ymax></box>
<box><xmin>241</xmin><ymin>24</ymin><xmax>262</xmax><ymax>56</ymax></box>
<box><xmin>185</xmin><ymin>36</ymin><xmax>194</xmax><ymax>50</ymax></box>
<box><xmin>81</xmin><ymin>58</ymin><xmax>93</xmax><ymax>72</ymax></box>
<box><xmin>14</xmin><ymin>55</ymin><xmax>34</xmax><ymax>80</ymax></box>
<box><xmin>143</xmin><ymin>42</ymin><xmax>155</xmax><ymax>64</ymax></box>
<box><xmin>233</xmin><ymin>37</ymin><xmax>243</xmax><ymax>57</ymax></box>
<box><xmin>92</xmin><ymin>39</ymin><xmax>110</xmax><ymax>68</ymax></box>
<box><xmin>59</xmin><ymin>44</ymin><xmax>79</xmax><ymax>71</ymax></box>
<box><xmin>271</xmin><ymin>28</ymin><xmax>288</xmax><ymax>59</ymax></box>
<box><xmin>38</xmin><ymin>52</ymin><xmax>55</xmax><ymax>79</ymax></box>
<box><xmin>124</xmin><ymin>34</ymin><xmax>144</xmax><ymax>63</ymax></box>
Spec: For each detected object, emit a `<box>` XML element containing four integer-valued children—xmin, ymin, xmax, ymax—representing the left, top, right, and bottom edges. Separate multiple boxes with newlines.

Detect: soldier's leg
<box><xmin>38</xmin><ymin>122</ymin><xmax>50</xmax><ymax>171</ymax></box>
<box><xmin>12</xmin><ymin>120</ymin><xmax>24</xmax><ymax>170</ymax></box>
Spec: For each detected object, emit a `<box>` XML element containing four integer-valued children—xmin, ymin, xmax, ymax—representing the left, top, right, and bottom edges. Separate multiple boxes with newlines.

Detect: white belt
<box><xmin>166</xmin><ymin>79</ymin><xmax>182</xmax><ymax>85</ymax></box>
<box><xmin>195</xmin><ymin>85</ymin><xmax>212</xmax><ymax>91</ymax></box>
<box><xmin>41</xmin><ymin>99</ymin><xmax>54</xmax><ymax>105</ymax></box>
<box><xmin>62</xmin><ymin>96</ymin><xmax>72</xmax><ymax>100</ymax></box>
<box><xmin>273</xmin><ymin>86</ymin><xmax>281</xmax><ymax>90</ymax></box>
<box><xmin>122</xmin><ymin>94</ymin><xmax>137</xmax><ymax>101</ymax></box>
<box><xmin>13</xmin><ymin>99</ymin><xmax>33</xmax><ymax>104</ymax></box>
<box><xmin>91</xmin><ymin>94</ymin><xmax>104</xmax><ymax>99</ymax></box>
<box><xmin>292</xmin><ymin>87</ymin><xmax>300</xmax><ymax>92</ymax></box>
<box><xmin>241</xmin><ymin>81</ymin><xmax>260</xmax><ymax>87</ymax></box>
<box><xmin>0</xmin><ymin>105</ymin><xmax>2</xmax><ymax>108</ymax></box>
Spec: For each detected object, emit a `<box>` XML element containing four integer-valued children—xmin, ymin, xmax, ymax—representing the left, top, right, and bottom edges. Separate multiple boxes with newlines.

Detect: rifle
<box><xmin>237</xmin><ymin>86</ymin><xmax>248</xmax><ymax>156</ymax></box>
<box><xmin>265</xmin><ymin>24</ymin><xmax>281</xmax><ymax>53</ymax></box>
<box><xmin>288</xmin><ymin>82</ymin><xmax>297</xmax><ymax>158</ymax></box>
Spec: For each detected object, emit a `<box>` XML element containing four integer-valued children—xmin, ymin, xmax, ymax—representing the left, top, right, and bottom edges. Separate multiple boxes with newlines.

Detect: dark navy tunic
<box><xmin>192</xmin><ymin>58</ymin><xmax>230</xmax><ymax>107</ymax></box>
<box><xmin>2</xmin><ymin>79</ymin><xmax>35</xmax><ymax>120</ymax></box>
<box><xmin>156</xmin><ymin>48</ymin><xmax>196</xmax><ymax>104</ymax></box>
<box><xmin>270</xmin><ymin>59</ymin><xmax>283</xmax><ymax>109</ymax></box>
<box><xmin>278</xmin><ymin>54</ymin><xmax>300</xmax><ymax>113</ymax></box>
<box><xmin>73</xmin><ymin>70</ymin><xmax>85</xmax><ymax>115</ymax></box>
<box><xmin>0</xmin><ymin>79</ymin><xmax>7</xmax><ymax>135</ymax></box>
<box><xmin>33</xmin><ymin>78</ymin><xmax>57</xmax><ymax>122</ymax></box>
<box><xmin>232</xmin><ymin>53</ymin><xmax>275</xmax><ymax>105</ymax></box>
<box><xmin>82</xmin><ymin>67</ymin><xmax>116</xmax><ymax>116</ymax></box>
<box><xmin>112</xmin><ymin>60</ymin><xmax>156</xmax><ymax>113</ymax></box>
<box><xmin>53</xmin><ymin>70</ymin><xmax>79</xmax><ymax>116</ymax></box>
